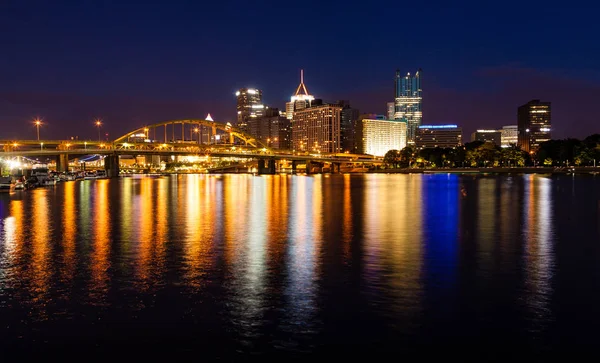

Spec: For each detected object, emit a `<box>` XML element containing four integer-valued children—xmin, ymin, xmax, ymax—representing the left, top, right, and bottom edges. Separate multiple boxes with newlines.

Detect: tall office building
<box><xmin>285</xmin><ymin>70</ymin><xmax>315</xmax><ymax>120</ymax></box>
<box><xmin>471</xmin><ymin>129</ymin><xmax>502</xmax><ymax>145</ymax></box>
<box><xmin>339</xmin><ymin>100</ymin><xmax>360</xmax><ymax>152</ymax></box>
<box><xmin>387</xmin><ymin>102</ymin><xmax>395</xmax><ymax>120</ymax></box>
<box><xmin>500</xmin><ymin>125</ymin><xmax>518</xmax><ymax>148</ymax></box>
<box><xmin>247</xmin><ymin>107</ymin><xmax>290</xmax><ymax>150</ymax></box>
<box><xmin>236</xmin><ymin>88</ymin><xmax>264</xmax><ymax>133</ymax></box>
<box><xmin>415</xmin><ymin>125</ymin><xmax>462</xmax><ymax>149</ymax></box>
<box><xmin>517</xmin><ymin>100</ymin><xmax>551</xmax><ymax>152</ymax></box>
<box><xmin>292</xmin><ymin>100</ymin><xmax>342</xmax><ymax>153</ymax></box>
<box><xmin>355</xmin><ymin>115</ymin><xmax>407</xmax><ymax>156</ymax></box>
<box><xmin>394</xmin><ymin>69</ymin><xmax>422</xmax><ymax>143</ymax></box>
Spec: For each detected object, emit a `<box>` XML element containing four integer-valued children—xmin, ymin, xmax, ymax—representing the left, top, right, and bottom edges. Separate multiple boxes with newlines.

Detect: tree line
<box><xmin>383</xmin><ymin>134</ymin><xmax>600</xmax><ymax>168</ymax></box>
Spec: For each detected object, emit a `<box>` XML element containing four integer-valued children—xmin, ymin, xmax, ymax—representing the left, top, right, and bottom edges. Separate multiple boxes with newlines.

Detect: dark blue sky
<box><xmin>1</xmin><ymin>0</ymin><xmax>599</xmax><ymax>140</ymax></box>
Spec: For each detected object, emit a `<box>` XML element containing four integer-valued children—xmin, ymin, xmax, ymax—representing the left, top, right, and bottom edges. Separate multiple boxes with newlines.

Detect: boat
<box><xmin>0</xmin><ymin>176</ymin><xmax>15</xmax><ymax>193</ymax></box>
<box><xmin>32</xmin><ymin>167</ymin><xmax>56</xmax><ymax>186</ymax></box>
<box><xmin>14</xmin><ymin>177</ymin><xmax>25</xmax><ymax>190</ymax></box>
<box><xmin>24</xmin><ymin>176</ymin><xmax>39</xmax><ymax>189</ymax></box>
<box><xmin>83</xmin><ymin>171</ymin><xmax>97</xmax><ymax>180</ymax></box>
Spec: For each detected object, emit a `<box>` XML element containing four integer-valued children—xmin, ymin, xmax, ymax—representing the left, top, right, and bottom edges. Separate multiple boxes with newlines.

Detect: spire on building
<box><xmin>205</xmin><ymin>113</ymin><xmax>214</xmax><ymax>121</ymax></box>
<box><xmin>294</xmin><ymin>69</ymin><xmax>311</xmax><ymax>96</ymax></box>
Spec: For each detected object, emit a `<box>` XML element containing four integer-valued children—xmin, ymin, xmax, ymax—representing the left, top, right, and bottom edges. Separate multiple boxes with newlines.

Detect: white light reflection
<box><xmin>522</xmin><ymin>175</ymin><xmax>554</xmax><ymax>334</ymax></box>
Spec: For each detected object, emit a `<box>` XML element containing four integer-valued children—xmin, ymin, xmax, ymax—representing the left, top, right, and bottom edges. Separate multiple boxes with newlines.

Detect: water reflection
<box><xmin>90</xmin><ymin>180</ymin><xmax>111</xmax><ymax>303</ymax></box>
<box><xmin>363</xmin><ymin>174</ymin><xmax>423</xmax><ymax>330</ymax></box>
<box><xmin>0</xmin><ymin>174</ymin><xmax>597</xmax><ymax>356</ymax></box>
<box><xmin>522</xmin><ymin>175</ymin><xmax>554</xmax><ymax>333</ymax></box>
<box><xmin>31</xmin><ymin>189</ymin><xmax>52</xmax><ymax>309</ymax></box>
<box><xmin>281</xmin><ymin>176</ymin><xmax>322</xmax><ymax>346</ymax></box>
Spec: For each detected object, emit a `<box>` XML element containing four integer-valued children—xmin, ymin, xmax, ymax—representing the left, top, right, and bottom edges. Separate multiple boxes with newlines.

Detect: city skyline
<box><xmin>2</xmin><ymin>2</ymin><xmax>599</xmax><ymax>141</ymax></box>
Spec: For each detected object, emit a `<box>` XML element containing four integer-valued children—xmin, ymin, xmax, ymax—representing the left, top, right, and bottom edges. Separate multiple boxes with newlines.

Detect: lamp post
<box><xmin>194</xmin><ymin>128</ymin><xmax>199</xmax><ymax>144</ymax></box>
<box><xmin>34</xmin><ymin>118</ymin><xmax>42</xmax><ymax>140</ymax></box>
<box><xmin>95</xmin><ymin>119</ymin><xmax>102</xmax><ymax>141</ymax></box>
<box><xmin>40</xmin><ymin>142</ymin><xmax>43</xmax><ymax>151</ymax></box>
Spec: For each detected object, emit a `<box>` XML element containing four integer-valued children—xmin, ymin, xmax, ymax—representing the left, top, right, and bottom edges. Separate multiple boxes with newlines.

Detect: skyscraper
<box><xmin>292</xmin><ymin>100</ymin><xmax>342</xmax><ymax>153</ymax></box>
<box><xmin>517</xmin><ymin>100</ymin><xmax>551</xmax><ymax>152</ymax></box>
<box><xmin>394</xmin><ymin>69</ymin><xmax>422</xmax><ymax>143</ymax></box>
<box><xmin>339</xmin><ymin>100</ymin><xmax>359</xmax><ymax>152</ymax></box>
<box><xmin>286</xmin><ymin>70</ymin><xmax>315</xmax><ymax>120</ymax></box>
<box><xmin>247</xmin><ymin>107</ymin><xmax>291</xmax><ymax>149</ymax></box>
<box><xmin>236</xmin><ymin>88</ymin><xmax>264</xmax><ymax>133</ymax></box>
<box><xmin>387</xmin><ymin>102</ymin><xmax>395</xmax><ymax>120</ymax></box>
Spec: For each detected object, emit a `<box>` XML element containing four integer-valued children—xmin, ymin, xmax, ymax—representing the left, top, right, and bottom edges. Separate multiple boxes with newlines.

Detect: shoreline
<box><xmin>368</xmin><ymin>167</ymin><xmax>600</xmax><ymax>175</ymax></box>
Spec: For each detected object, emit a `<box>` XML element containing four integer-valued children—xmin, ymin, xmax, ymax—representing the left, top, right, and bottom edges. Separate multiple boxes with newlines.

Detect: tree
<box><xmin>383</xmin><ymin>149</ymin><xmax>402</xmax><ymax>168</ymax></box>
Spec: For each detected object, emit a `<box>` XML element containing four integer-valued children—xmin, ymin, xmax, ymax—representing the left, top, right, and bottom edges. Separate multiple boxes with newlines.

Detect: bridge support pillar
<box><xmin>104</xmin><ymin>154</ymin><xmax>120</xmax><ymax>178</ymax></box>
<box><xmin>56</xmin><ymin>154</ymin><xmax>69</xmax><ymax>172</ymax></box>
<box><xmin>291</xmin><ymin>160</ymin><xmax>298</xmax><ymax>173</ymax></box>
<box><xmin>332</xmin><ymin>162</ymin><xmax>341</xmax><ymax>173</ymax></box>
<box><xmin>257</xmin><ymin>158</ymin><xmax>276</xmax><ymax>175</ymax></box>
<box><xmin>305</xmin><ymin>160</ymin><xmax>312</xmax><ymax>174</ymax></box>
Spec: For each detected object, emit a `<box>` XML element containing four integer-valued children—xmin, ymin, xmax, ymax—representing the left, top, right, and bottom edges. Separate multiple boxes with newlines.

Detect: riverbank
<box><xmin>369</xmin><ymin>167</ymin><xmax>600</xmax><ymax>175</ymax></box>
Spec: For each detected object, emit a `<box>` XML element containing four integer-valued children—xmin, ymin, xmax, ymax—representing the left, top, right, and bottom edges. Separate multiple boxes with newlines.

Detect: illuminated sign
<box><xmin>419</xmin><ymin>125</ymin><xmax>458</xmax><ymax>129</ymax></box>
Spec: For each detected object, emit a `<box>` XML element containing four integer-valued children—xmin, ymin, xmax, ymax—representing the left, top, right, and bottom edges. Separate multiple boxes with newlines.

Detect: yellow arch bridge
<box><xmin>0</xmin><ymin>119</ymin><xmax>381</xmax><ymax>176</ymax></box>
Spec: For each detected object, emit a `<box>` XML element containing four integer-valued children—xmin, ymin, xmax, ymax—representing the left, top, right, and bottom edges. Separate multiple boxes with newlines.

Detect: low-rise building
<box><xmin>355</xmin><ymin>115</ymin><xmax>407</xmax><ymax>156</ymax></box>
<box><xmin>415</xmin><ymin>125</ymin><xmax>462</xmax><ymax>149</ymax></box>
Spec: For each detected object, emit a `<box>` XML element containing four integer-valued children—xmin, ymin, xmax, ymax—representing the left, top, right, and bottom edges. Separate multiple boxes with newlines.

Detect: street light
<box><xmin>40</xmin><ymin>142</ymin><xmax>43</xmax><ymax>151</ymax></box>
<box><xmin>84</xmin><ymin>142</ymin><xmax>87</xmax><ymax>150</ymax></box>
<box><xmin>33</xmin><ymin>118</ymin><xmax>42</xmax><ymax>140</ymax></box>
<box><xmin>94</xmin><ymin>118</ymin><xmax>102</xmax><ymax>141</ymax></box>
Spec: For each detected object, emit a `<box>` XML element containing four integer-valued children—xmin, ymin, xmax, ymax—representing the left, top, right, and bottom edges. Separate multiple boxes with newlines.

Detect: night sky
<box><xmin>1</xmin><ymin>1</ymin><xmax>599</xmax><ymax>141</ymax></box>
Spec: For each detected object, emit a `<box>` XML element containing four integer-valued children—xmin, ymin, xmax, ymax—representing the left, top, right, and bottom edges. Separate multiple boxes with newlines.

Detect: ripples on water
<box><xmin>0</xmin><ymin>174</ymin><xmax>599</xmax><ymax>358</ymax></box>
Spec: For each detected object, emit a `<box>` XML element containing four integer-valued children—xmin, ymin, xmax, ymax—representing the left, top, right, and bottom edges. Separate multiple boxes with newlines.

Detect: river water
<box><xmin>0</xmin><ymin>173</ymin><xmax>599</xmax><ymax>358</ymax></box>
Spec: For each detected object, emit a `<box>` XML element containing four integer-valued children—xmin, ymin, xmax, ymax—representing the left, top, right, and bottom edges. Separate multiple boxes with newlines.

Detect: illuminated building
<box><xmin>236</xmin><ymin>88</ymin><xmax>264</xmax><ymax>133</ymax></box>
<box><xmin>355</xmin><ymin>115</ymin><xmax>407</xmax><ymax>156</ymax></box>
<box><xmin>387</xmin><ymin>102</ymin><xmax>395</xmax><ymax>120</ymax></box>
<box><xmin>471</xmin><ymin>129</ymin><xmax>501</xmax><ymax>145</ymax></box>
<box><xmin>394</xmin><ymin>69</ymin><xmax>422</xmax><ymax>143</ymax></box>
<box><xmin>500</xmin><ymin>125</ymin><xmax>518</xmax><ymax>148</ymax></box>
<box><xmin>415</xmin><ymin>125</ymin><xmax>462</xmax><ymax>149</ymax></box>
<box><xmin>285</xmin><ymin>69</ymin><xmax>315</xmax><ymax>120</ymax></box>
<box><xmin>517</xmin><ymin>100</ymin><xmax>551</xmax><ymax>152</ymax></box>
<box><xmin>248</xmin><ymin>107</ymin><xmax>291</xmax><ymax>149</ymax></box>
<box><xmin>292</xmin><ymin>100</ymin><xmax>342</xmax><ymax>153</ymax></box>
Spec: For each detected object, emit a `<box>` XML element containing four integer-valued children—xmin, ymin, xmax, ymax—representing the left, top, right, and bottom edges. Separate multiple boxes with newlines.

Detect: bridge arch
<box><xmin>113</xmin><ymin>119</ymin><xmax>267</xmax><ymax>148</ymax></box>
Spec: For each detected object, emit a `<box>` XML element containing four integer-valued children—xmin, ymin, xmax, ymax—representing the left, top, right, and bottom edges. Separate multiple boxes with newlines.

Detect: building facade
<box><xmin>500</xmin><ymin>125</ymin><xmax>518</xmax><ymax>148</ymax></box>
<box><xmin>387</xmin><ymin>102</ymin><xmax>395</xmax><ymax>120</ymax></box>
<box><xmin>355</xmin><ymin>116</ymin><xmax>407</xmax><ymax>156</ymax></box>
<box><xmin>340</xmin><ymin>101</ymin><xmax>359</xmax><ymax>152</ymax></box>
<box><xmin>471</xmin><ymin>129</ymin><xmax>502</xmax><ymax>145</ymax></box>
<box><xmin>291</xmin><ymin>100</ymin><xmax>342</xmax><ymax>153</ymax></box>
<box><xmin>247</xmin><ymin>107</ymin><xmax>291</xmax><ymax>149</ymax></box>
<box><xmin>236</xmin><ymin>88</ymin><xmax>264</xmax><ymax>133</ymax></box>
<box><xmin>517</xmin><ymin>100</ymin><xmax>551</xmax><ymax>152</ymax></box>
<box><xmin>415</xmin><ymin>125</ymin><xmax>462</xmax><ymax>149</ymax></box>
<box><xmin>394</xmin><ymin>69</ymin><xmax>422</xmax><ymax>143</ymax></box>
<box><xmin>285</xmin><ymin>69</ymin><xmax>315</xmax><ymax>120</ymax></box>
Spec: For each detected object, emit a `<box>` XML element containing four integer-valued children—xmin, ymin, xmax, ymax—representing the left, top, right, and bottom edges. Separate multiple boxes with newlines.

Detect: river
<box><xmin>0</xmin><ymin>173</ymin><xmax>599</xmax><ymax>359</ymax></box>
